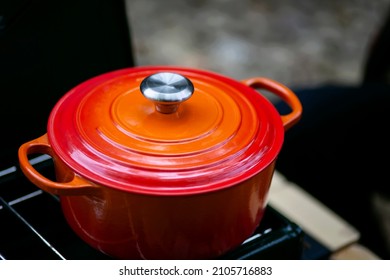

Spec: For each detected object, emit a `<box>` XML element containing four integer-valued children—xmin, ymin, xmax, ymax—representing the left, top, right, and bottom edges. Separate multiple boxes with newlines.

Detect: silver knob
<box><xmin>140</xmin><ymin>72</ymin><xmax>194</xmax><ymax>114</ymax></box>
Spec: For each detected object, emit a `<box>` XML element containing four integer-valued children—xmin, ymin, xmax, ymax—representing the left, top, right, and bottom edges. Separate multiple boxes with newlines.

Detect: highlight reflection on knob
<box><xmin>140</xmin><ymin>72</ymin><xmax>194</xmax><ymax>114</ymax></box>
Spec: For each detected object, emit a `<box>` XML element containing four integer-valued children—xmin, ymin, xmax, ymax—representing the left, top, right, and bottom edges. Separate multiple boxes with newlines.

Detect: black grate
<box><xmin>0</xmin><ymin>156</ymin><xmax>307</xmax><ymax>260</ymax></box>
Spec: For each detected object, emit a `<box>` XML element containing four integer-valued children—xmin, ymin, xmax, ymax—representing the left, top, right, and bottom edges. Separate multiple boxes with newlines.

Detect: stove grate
<box><xmin>0</xmin><ymin>157</ymin><xmax>304</xmax><ymax>260</ymax></box>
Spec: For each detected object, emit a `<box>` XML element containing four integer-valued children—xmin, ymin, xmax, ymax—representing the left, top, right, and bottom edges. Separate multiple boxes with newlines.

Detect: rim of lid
<box><xmin>47</xmin><ymin>66</ymin><xmax>284</xmax><ymax>195</ymax></box>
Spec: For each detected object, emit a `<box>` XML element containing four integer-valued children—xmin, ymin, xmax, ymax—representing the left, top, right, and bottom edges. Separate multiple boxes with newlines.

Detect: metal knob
<box><xmin>140</xmin><ymin>72</ymin><xmax>194</xmax><ymax>114</ymax></box>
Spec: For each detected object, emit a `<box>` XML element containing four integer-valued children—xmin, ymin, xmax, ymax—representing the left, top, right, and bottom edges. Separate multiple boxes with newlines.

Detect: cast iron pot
<box><xmin>18</xmin><ymin>66</ymin><xmax>302</xmax><ymax>259</ymax></box>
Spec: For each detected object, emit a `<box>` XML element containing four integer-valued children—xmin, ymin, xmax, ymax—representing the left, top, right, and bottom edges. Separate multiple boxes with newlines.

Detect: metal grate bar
<box><xmin>0</xmin><ymin>197</ymin><xmax>66</xmax><ymax>260</ymax></box>
<box><xmin>0</xmin><ymin>166</ymin><xmax>17</xmax><ymax>177</ymax></box>
<box><xmin>28</xmin><ymin>154</ymin><xmax>52</xmax><ymax>165</ymax></box>
<box><xmin>0</xmin><ymin>190</ymin><xmax>44</xmax><ymax>210</ymax></box>
<box><xmin>8</xmin><ymin>190</ymin><xmax>43</xmax><ymax>206</ymax></box>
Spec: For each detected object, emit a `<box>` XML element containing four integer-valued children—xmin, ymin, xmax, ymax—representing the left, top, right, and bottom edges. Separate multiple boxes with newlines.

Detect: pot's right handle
<box><xmin>241</xmin><ymin>77</ymin><xmax>302</xmax><ymax>131</ymax></box>
<box><xmin>18</xmin><ymin>134</ymin><xmax>100</xmax><ymax>196</ymax></box>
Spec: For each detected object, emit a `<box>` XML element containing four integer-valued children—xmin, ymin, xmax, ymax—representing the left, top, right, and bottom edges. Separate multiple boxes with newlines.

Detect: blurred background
<box><xmin>126</xmin><ymin>0</ymin><xmax>390</xmax><ymax>88</ymax></box>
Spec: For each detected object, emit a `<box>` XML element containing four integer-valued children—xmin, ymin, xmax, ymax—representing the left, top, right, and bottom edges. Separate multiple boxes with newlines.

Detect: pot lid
<box><xmin>47</xmin><ymin>66</ymin><xmax>284</xmax><ymax>195</ymax></box>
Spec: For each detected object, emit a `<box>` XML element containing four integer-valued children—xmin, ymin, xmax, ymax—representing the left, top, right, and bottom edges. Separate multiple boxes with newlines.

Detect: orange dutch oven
<box><xmin>18</xmin><ymin>66</ymin><xmax>302</xmax><ymax>259</ymax></box>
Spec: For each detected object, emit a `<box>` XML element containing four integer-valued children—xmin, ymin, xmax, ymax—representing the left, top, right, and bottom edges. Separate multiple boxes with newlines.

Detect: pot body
<box><xmin>56</xmin><ymin>160</ymin><xmax>276</xmax><ymax>259</ymax></box>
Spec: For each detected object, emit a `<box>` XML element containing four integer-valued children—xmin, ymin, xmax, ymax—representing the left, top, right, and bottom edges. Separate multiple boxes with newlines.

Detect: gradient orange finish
<box><xmin>18</xmin><ymin>66</ymin><xmax>302</xmax><ymax>259</ymax></box>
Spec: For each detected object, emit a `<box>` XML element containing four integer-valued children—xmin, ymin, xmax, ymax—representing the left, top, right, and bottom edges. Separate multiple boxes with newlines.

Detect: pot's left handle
<box><xmin>18</xmin><ymin>134</ymin><xmax>100</xmax><ymax>196</ymax></box>
<box><xmin>241</xmin><ymin>77</ymin><xmax>302</xmax><ymax>131</ymax></box>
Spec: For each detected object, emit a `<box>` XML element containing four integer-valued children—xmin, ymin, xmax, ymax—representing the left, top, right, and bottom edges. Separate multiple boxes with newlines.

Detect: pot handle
<box><xmin>18</xmin><ymin>134</ymin><xmax>100</xmax><ymax>196</ymax></box>
<box><xmin>241</xmin><ymin>77</ymin><xmax>302</xmax><ymax>131</ymax></box>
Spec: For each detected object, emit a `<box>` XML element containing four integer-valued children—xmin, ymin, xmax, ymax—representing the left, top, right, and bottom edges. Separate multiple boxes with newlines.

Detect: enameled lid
<box><xmin>47</xmin><ymin>66</ymin><xmax>285</xmax><ymax>195</ymax></box>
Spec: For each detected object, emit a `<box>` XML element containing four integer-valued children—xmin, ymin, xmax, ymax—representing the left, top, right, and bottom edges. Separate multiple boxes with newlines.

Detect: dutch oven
<box><xmin>18</xmin><ymin>66</ymin><xmax>302</xmax><ymax>259</ymax></box>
